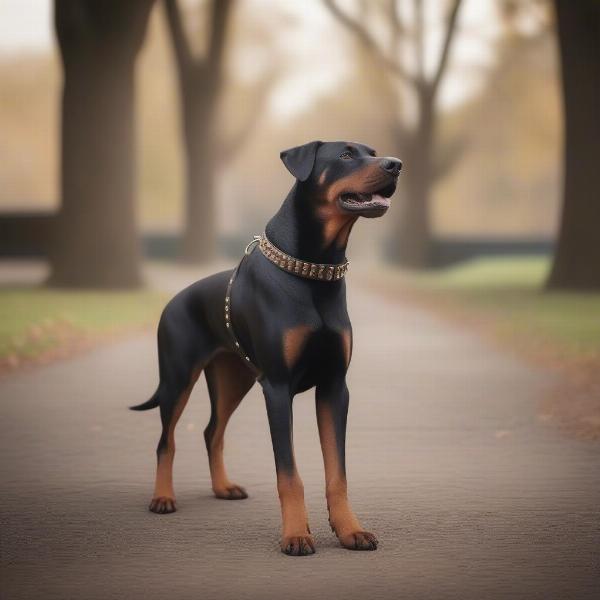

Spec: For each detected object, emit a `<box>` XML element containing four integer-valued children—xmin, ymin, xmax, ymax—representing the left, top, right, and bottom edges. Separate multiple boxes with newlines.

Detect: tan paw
<box><xmin>337</xmin><ymin>530</ymin><xmax>378</xmax><ymax>551</ymax></box>
<box><xmin>213</xmin><ymin>484</ymin><xmax>248</xmax><ymax>500</ymax></box>
<box><xmin>281</xmin><ymin>534</ymin><xmax>316</xmax><ymax>556</ymax></box>
<box><xmin>149</xmin><ymin>496</ymin><xmax>176</xmax><ymax>514</ymax></box>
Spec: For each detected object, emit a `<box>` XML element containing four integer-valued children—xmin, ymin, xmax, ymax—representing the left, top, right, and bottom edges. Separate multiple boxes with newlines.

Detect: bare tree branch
<box><xmin>388</xmin><ymin>0</ymin><xmax>403</xmax><ymax>33</ymax></box>
<box><xmin>430</xmin><ymin>0</ymin><xmax>463</xmax><ymax>95</ymax></box>
<box><xmin>219</xmin><ymin>67</ymin><xmax>280</xmax><ymax>161</ymax></box>
<box><xmin>414</xmin><ymin>0</ymin><xmax>425</xmax><ymax>82</ymax></box>
<box><xmin>164</xmin><ymin>0</ymin><xmax>192</xmax><ymax>72</ymax></box>
<box><xmin>322</xmin><ymin>0</ymin><xmax>413</xmax><ymax>83</ymax></box>
<box><xmin>206</xmin><ymin>0</ymin><xmax>233</xmax><ymax>79</ymax></box>
<box><xmin>387</xmin><ymin>0</ymin><xmax>403</xmax><ymax>56</ymax></box>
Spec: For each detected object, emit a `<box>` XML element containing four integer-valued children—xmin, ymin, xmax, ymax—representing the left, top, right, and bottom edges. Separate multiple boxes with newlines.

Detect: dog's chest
<box><xmin>282</xmin><ymin>319</ymin><xmax>351</xmax><ymax>386</ymax></box>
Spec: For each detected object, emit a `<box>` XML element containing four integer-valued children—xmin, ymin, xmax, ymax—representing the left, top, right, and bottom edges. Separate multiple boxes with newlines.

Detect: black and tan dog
<box><xmin>132</xmin><ymin>140</ymin><xmax>401</xmax><ymax>556</ymax></box>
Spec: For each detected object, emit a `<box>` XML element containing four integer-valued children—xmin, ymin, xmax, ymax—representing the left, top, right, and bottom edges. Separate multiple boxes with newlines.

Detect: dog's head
<box><xmin>280</xmin><ymin>140</ymin><xmax>402</xmax><ymax>219</ymax></box>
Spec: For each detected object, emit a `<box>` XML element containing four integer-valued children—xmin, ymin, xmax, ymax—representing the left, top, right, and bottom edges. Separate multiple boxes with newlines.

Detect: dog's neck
<box><xmin>265</xmin><ymin>182</ymin><xmax>355</xmax><ymax>265</ymax></box>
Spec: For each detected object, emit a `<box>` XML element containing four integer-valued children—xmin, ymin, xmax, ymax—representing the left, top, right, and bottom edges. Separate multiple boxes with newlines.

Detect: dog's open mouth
<box><xmin>338</xmin><ymin>181</ymin><xmax>397</xmax><ymax>216</ymax></box>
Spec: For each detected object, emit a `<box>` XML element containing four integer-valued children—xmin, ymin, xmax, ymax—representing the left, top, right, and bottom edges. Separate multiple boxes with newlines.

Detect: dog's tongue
<box><xmin>365</xmin><ymin>194</ymin><xmax>390</xmax><ymax>208</ymax></box>
<box><xmin>341</xmin><ymin>192</ymin><xmax>391</xmax><ymax>210</ymax></box>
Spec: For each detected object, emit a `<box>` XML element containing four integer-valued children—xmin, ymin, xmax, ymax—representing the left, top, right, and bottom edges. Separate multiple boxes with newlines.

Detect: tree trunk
<box><xmin>164</xmin><ymin>0</ymin><xmax>232</xmax><ymax>263</ymax></box>
<box><xmin>180</xmin><ymin>85</ymin><xmax>219</xmax><ymax>262</ymax></box>
<box><xmin>182</xmin><ymin>132</ymin><xmax>217</xmax><ymax>261</ymax></box>
<box><xmin>49</xmin><ymin>1</ymin><xmax>154</xmax><ymax>288</ymax></box>
<box><xmin>50</xmin><ymin>58</ymin><xmax>141</xmax><ymax>288</ymax></box>
<box><xmin>547</xmin><ymin>0</ymin><xmax>600</xmax><ymax>290</ymax></box>
<box><xmin>392</xmin><ymin>95</ymin><xmax>434</xmax><ymax>268</ymax></box>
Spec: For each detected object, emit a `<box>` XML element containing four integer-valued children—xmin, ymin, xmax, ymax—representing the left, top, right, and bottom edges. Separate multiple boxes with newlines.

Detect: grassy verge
<box><xmin>0</xmin><ymin>288</ymin><xmax>167</xmax><ymax>373</ymax></box>
<box><xmin>367</xmin><ymin>256</ymin><xmax>600</xmax><ymax>439</ymax></box>
<box><xmin>407</xmin><ymin>256</ymin><xmax>600</xmax><ymax>363</ymax></box>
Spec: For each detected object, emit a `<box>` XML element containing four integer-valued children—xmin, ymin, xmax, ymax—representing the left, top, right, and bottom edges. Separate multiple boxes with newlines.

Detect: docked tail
<box><xmin>130</xmin><ymin>387</ymin><xmax>161</xmax><ymax>411</ymax></box>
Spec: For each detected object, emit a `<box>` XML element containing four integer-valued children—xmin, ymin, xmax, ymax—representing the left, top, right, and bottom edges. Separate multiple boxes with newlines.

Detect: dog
<box><xmin>131</xmin><ymin>140</ymin><xmax>401</xmax><ymax>555</ymax></box>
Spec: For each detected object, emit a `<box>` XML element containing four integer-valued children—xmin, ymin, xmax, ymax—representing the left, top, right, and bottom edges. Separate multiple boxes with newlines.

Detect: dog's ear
<box><xmin>280</xmin><ymin>141</ymin><xmax>323</xmax><ymax>182</ymax></box>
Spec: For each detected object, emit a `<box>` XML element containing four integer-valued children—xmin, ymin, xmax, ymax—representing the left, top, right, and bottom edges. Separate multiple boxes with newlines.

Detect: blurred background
<box><xmin>0</xmin><ymin>0</ymin><xmax>598</xmax><ymax>426</ymax></box>
<box><xmin>1</xmin><ymin>3</ymin><xmax>600</xmax><ymax>597</ymax></box>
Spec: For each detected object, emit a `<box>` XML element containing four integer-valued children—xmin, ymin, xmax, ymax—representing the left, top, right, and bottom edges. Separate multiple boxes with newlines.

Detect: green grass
<box><xmin>387</xmin><ymin>256</ymin><xmax>600</xmax><ymax>362</ymax></box>
<box><xmin>416</xmin><ymin>256</ymin><xmax>549</xmax><ymax>290</ymax></box>
<box><xmin>0</xmin><ymin>288</ymin><xmax>167</xmax><ymax>363</ymax></box>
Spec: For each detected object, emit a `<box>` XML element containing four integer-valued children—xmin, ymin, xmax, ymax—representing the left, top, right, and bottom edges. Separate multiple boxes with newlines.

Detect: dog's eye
<box><xmin>339</xmin><ymin>151</ymin><xmax>352</xmax><ymax>160</ymax></box>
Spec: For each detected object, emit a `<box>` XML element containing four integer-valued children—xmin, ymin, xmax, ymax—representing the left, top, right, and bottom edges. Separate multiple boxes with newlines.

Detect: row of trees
<box><xmin>49</xmin><ymin>0</ymin><xmax>600</xmax><ymax>290</ymax></box>
<box><xmin>51</xmin><ymin>0</ymin><xmax>269</xmax><ymax>286</ymax></box>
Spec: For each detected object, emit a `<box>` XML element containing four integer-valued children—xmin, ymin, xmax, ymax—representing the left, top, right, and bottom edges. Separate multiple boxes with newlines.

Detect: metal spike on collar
<box><xmin>257</xmin><ymin>233</ymin><xmax>349</xmax><ymax>281</ymax></box>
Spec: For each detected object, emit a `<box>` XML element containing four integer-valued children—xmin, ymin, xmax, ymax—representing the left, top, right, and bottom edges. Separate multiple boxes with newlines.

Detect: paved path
<box><xmin>1</xmin><ymin>275</ymin><xmax>599</xmax><ymax>600</ymax></box>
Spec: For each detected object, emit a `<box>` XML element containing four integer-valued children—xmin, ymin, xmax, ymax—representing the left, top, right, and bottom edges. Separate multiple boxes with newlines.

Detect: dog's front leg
<box><xmin>262</xmin><ymin>381</ymin><xmax>315</xmax><ymax>556</ymax></box>
<box><xmin>316</xmin><ymin>381</ymin><xmax>378</xmax><ymax>551</ymax></box>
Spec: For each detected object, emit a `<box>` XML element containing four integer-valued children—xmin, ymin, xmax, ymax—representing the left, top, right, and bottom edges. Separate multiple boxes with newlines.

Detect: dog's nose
<box><xmin>380</xmin><ymin>158</ymin><xmax>402</xmax><ymax>176</ymax></box>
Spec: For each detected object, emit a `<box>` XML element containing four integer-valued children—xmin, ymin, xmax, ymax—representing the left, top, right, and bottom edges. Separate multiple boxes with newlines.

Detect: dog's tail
<box><xmin>130</xmin><ymin>386</ymin><xmax>161</xmax><ymax>411</ymax></box>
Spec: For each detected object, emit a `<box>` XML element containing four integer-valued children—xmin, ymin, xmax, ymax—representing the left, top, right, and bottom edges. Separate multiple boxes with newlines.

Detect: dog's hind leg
<box><xmin>149</xmin><ymin>365</ymin><xmax>202</xmax><ymax>514</ymax></box>
<box><xmin>203</xmin><ymin>352</ymin><xmax>256</xmax><ymax>500</ymax></box>
<box><xmin>148</xmin><ymin>309</ymin><xmax>218</xmax><ymax>514</ymax></box>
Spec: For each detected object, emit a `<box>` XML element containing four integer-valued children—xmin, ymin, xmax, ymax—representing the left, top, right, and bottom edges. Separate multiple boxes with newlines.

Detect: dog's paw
<box><xmin>281</xmin><ymin>535</ymin><xmax>316</xmax><ymax>556</ymax></box>
<box><xmin>149</xmin><ymin>496</ymin><xmax>176</xmax><ymax>514</ymax></box>
<box><xmin>213</xmin><ymin>484</ymin><xmax>248</xmax><ymax>500</ymax></box>
<box><xmin>337</xmin><ymin>530</ymin><xmax>378</xmax><ymax>551</ymax></box>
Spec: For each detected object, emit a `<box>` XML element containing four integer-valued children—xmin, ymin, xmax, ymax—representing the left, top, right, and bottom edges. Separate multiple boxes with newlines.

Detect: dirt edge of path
<box><xmin>0</xmin><ymin>324</ymin><xmax>154</xmax><ymax>379</ymax></box>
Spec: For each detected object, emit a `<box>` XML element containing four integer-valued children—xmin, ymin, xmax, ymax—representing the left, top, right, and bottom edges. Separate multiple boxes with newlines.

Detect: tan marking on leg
<box><xmin>152</xmin><ymin>367</ymin><xmax>202</xmax><ymax>510</ymax></box>
<box><xmin>316</xmin><ymin>400</ymin><xmax>377</xmax><ymax>550</ymax></box>
<box><xmin>341</xmin><ymin>329</ymin><xmax>352</xmax><ymax>368</ymax></box>
<box><xmin>282</xmin><ymin>325</ymin><xmax>313</xmax><ymax>370</ymax></box>
<box><xmin>316</xmin><ymin>402</ymin><xmax>361</xmax><ymax>532</ymax></box>
<box><xmin>278</xmin><ymin>471</ymin><xmax>315</xmax><ymax>555</ymax></box>
<box><xmin>205</xmin><ymin>352</ymin><xmax>255</xmax><ymax>499</ymax></box>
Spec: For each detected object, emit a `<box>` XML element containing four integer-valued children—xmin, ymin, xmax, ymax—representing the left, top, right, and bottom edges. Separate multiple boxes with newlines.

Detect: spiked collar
<box><xmin>247</xmin><ymin>233</ymin><xmax>349</xmax><ymax>281</ymax></box>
